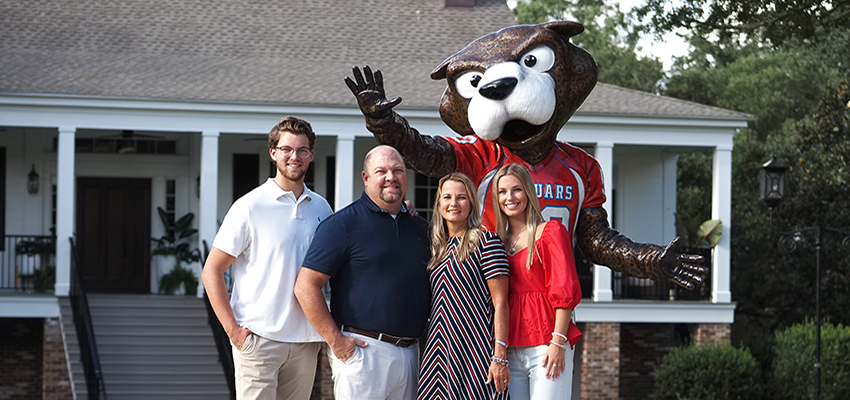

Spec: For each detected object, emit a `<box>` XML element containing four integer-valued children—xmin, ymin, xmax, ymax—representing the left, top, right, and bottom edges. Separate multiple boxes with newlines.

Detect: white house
<box><xmin>0</xmin><ymin>0</ymin><xmax>746</xmax><ymax>398</ymax></box>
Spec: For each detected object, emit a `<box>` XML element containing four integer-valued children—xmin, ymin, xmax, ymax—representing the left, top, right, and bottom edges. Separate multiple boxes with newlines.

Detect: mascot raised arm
<box><xmin>345</xmin><ymin>21</ymin><xmax>706</xmax><ymax>289</ymax></box>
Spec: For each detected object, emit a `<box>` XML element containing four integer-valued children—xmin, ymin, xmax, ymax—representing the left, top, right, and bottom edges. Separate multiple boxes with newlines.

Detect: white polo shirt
<box><xmin>212</xmin><ymin>178</ymin><xmax>332</xmax><ymax>342</ymax></box>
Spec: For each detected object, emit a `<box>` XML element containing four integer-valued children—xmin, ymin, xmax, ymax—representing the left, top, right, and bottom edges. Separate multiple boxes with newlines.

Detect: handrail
<box><xmin>200</xmin><ymin>240</ymin><xmax>236</xmax><ymax>399</ymax></box>
<box><xmin>69</xmin><ymin>238</ymin><xmax>107</xmax><ymax>400</ymax></box>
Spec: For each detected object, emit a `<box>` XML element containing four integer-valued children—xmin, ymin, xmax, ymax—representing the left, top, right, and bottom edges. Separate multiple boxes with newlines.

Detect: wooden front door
<box><xmin>76</xmin><ymin>178</ymin><xmax>151</xmax><ymax>293</ymax></box>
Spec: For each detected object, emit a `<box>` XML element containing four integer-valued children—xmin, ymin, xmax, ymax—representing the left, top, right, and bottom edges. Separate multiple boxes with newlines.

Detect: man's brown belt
<box><xmin>340</xmin><ymin>325</ymin><xmax>416</xmax><ymax>347</ymax></box>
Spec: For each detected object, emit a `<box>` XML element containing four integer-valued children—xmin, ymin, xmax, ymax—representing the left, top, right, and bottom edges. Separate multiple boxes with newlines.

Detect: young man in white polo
<box><xmin>202</xmin><ymin>116</ymin><xmax>332</xmax><ymax>400</ymax></box>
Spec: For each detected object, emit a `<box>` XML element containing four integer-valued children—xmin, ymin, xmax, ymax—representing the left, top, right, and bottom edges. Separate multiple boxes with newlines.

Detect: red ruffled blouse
<box><xmin>507</xmin><ymin>220</ymin><xmax>582</xmax><ymax>348</ymax></box>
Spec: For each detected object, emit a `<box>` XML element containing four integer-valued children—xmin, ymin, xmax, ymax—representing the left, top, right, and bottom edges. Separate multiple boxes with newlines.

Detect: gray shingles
<box><xmin>0</xmin><ymin>0</ymin><xmax>748</xmax><ymax>119</ymax></box>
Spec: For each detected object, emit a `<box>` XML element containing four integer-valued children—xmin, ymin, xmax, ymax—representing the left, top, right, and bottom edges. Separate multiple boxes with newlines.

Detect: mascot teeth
<box><xmin>466</xmin><ymin>61</ymin><xmax>556</xmax><ymax>141</ymax></box>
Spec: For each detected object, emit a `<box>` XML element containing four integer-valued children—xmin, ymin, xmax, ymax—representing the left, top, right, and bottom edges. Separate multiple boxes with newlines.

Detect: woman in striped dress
<box><xmin>417</xmin><ymin>172</ymin><xmax>511</xmax><ymax>400</ymax></box>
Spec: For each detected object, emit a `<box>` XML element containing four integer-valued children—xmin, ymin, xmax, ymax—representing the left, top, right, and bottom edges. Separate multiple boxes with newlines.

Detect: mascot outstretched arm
<box><xmin>345</xmin><ymin>21</ymin><xmax>705</xmax><ymax>289</ymax></box>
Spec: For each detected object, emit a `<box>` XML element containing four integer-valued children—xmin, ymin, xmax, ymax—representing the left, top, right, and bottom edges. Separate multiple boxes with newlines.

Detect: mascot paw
<box><xmin>661</xmin><ymin>237</ymin><xmax>707</xmax><ymax>290</ymax></box>
<box><xmin>345</xmin><ymin>65</ymin><xmax>402</xmax><ymax>120</ymax></box>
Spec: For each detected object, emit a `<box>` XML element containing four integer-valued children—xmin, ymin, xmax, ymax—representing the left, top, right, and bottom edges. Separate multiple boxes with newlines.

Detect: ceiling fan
<box><xmin>96</xmin><ymin>130</ymin><xmax>166</xmax><ymax>153</ymax></box>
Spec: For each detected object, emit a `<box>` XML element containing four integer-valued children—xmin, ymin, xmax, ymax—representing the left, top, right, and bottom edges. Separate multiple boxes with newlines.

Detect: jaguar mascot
<box><xmin>345</xmin><ymin>21</ymin><xmax>706</xmax><ymax>289</ymax></box>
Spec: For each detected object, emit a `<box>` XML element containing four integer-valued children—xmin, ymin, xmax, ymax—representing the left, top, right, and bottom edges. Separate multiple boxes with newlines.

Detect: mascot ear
<box><xmin>539</xmin><ymin>20</ymin><xmax>584</xmax><ymax>40</ymax></box>
<box><xmin>431</xmin><ymin>58</ymin><xmax>450</xmax><ymax>81</ymax></box>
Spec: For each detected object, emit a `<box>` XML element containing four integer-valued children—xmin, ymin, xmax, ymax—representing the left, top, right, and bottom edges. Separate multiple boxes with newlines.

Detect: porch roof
<box><xmin>0</xmin><ymin>0</ymin><xmax>750</xmax><ymax>120</ymax></box>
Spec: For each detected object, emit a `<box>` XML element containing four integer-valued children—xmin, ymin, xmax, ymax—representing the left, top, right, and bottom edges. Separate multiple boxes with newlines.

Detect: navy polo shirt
<box><xmin>302</xmin><ymin>192</ymin><xmax>431</xmax><ymax>338</ymax></box>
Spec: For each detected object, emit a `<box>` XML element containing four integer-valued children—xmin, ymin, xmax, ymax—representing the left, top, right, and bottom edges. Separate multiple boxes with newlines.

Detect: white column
<box><xmin>711</xmin><ymin>145</ymin><xmax>732</xmax><ymax>303</ymax></box>
<box><xmin>661</xmin><ymin>152</ymin><xmax>679</xmax><ymax>243</ymax></box>
<box><xmin>54</xmin><ymin>127</ymin><xmax>76</xmax><ymax>296</ymax></box>
<box><xmin>334</xmin><ymin>136</ymin><xmax>355</xmax><ymax>211</ymax></box>
<box><xmin>197</xmin><ymin>130</ymin><xmax>220</xmax><ymax>298</ymax></box>
<box><xmin>593</xmin><ymin>142</ymin><xmax>614</xmax><ymax>302</ymax></box>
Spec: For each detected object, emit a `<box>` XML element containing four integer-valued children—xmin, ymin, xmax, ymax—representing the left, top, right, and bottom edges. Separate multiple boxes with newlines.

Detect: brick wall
<box><xmin>693</xmin><ymin>323</ymin><xmax>731</xmax><ymax>344</ymax></box>
<box><xmin>43</xmin><ymin>318</ymin><xmax>73</xmax><ymax>400</ymax></box>
<box><xmin>581</xmin><ymin>322</ymin><xmax>620</xmax><ymax>400</ymax></box>
<box><xmin>0</xmin><ymin>318</ymin><xmax>43</xmax><ymax>400</ymax></box>
<box><xmin>619</xmin><ymin>323</ymin><xmax>677</xmax><ymax>399</ymax></box>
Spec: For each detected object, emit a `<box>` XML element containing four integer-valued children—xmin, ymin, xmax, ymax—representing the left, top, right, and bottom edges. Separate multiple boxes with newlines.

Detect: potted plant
<box><xmin>152</xmin><ymin>207</ymin><xmax>200</xmax><ymax>295</ymax></box>
<box><xmin>15</xmin><ymin>236</ymin><xmax>56</xmax><ymax>292</ymax></box>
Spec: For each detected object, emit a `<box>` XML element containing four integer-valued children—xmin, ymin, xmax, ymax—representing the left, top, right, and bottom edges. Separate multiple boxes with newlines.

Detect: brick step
<box><xmin>87</xmin><ymin>294</ymin><xmax>205</xmax><ymax>306</ymax></box>
<box><xmin>99</xmin><ymin>391</ymin><xmax>230</xmax><ymax>400</ymax></box>
<box><xmin>92</xmin><ymin>315</ymin><xmax>209</xmax><ymax>325</ymax></box>
<box><xmin>98</xmin><ymin>350</ymin><xmax>220</xmax><ymax>363</ymax></box>
<box><xmin>100</xmin><ymin>360</ymin><xmax>225</xmax><ymax>373</ymax></box>
<box><xmin>89</xmin><ymin>308</ymin><xmax>207</xmax><ymax>318</ymax></box>
<box><xmin>93</xmin><ymin>323</ymin><xmax>210</xmax><ymax>335</ymax></box>
<box><xmin>62</xmin><ymin>294</ymin><xmax>230</xmax><ymax>398</ymax></box>
<box><xmin>103</xmin><ymin>370</ymin><xmax>227</xmax><ymax>383</ymax></box>
<box><xmin>95</xmin><ymin>332</ymin><xmax>214</xmax><ymax>346</ymax></box>
<box><xmin>94</xmin><ymin>342</ymin><xmax>218</xmax><ymax>354</ymax></box>
<box><xmin>103</xmin><ymin>381</ymin><xmax>230</xmax><ymax>393</ymax></box>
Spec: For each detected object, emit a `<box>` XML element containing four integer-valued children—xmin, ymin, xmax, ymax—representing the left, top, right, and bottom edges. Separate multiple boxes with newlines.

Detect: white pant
<box><xmin>507</xmin><ymin>344</ymin><xmax>574</xmax><ymax>400</ymax></box>
<box><xmin>328</xmin><ymin>332</ymin><xmax>420</xmax><ymax>400</ymax></box>
<box><xmin>232</xmin><ymin>333</ymin><xmax>321</xmax><ymax>400</ymax></box>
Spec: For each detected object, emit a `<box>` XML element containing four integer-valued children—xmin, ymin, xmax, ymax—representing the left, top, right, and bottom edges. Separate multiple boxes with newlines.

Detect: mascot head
<box><xmin>431</xmin><ymin>21</ymin><xmax>598</xmax><ymax>155</ymax></box>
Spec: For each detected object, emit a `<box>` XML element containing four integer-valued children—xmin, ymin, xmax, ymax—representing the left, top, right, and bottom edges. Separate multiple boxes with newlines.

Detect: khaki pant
<box><xmin>233</xmin><ymin>333</ymin><xmax>321</xmax><ymax>400</ymax></box>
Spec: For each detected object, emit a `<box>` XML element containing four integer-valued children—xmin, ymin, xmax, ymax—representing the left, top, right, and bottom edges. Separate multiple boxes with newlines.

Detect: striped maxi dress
<box><xmin>417</xmin><ymin>231</ymin><xmax>510</xmax><ymax>400</ymax></box>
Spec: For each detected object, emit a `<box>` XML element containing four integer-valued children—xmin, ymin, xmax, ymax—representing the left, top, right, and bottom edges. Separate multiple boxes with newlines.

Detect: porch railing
<box><xmin>69</xmin><ymin>238</ymin><xmax>107</xmax><ymax>400</ymax></box>
<box><xmin>0</xmin><ymin>235</ymin><xmax>56</xmax><ymax>291</ymax></box>
<box><xmin>200</xmin><ymin>240</ymin><xmax>236</xmax><ymax>399</ymax></box>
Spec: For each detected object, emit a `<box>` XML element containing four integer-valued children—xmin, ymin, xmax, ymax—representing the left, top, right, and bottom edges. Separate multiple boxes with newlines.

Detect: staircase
<box><xmin>61</xmin><ymin>294</ymin><xmax>231</xmax><ymax>400</ymax></box>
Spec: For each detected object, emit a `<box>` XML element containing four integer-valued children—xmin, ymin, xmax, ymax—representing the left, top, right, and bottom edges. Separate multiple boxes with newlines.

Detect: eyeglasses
<box><xmin>274</xmin><ymin>146</ymin><xmax>311</xmax><ymax>158</ymax></box>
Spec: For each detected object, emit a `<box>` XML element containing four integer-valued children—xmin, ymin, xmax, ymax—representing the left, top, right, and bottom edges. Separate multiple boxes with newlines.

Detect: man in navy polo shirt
<box><xmin>295</xmin><ymin>145</ymin><xmax>430</xmax><ymax>400</ymax></box>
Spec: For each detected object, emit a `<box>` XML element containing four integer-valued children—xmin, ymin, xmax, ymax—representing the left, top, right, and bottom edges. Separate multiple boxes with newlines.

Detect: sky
<box><xmin>506</xmin><ymin>0</ymin><xmax>692</xmax><ymax>71</ymax></box>
<box><xmin>616</xmin><ymin>0</ymin><xmax>690</xmax><ymax>71</ymax></box>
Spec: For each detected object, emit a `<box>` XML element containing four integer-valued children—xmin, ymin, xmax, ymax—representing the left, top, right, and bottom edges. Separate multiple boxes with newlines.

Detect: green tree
<box><xmin>665</xmin><ymin>20</ymin><xmax>850</xmax><ymax>342</ymax></box>
<box><xmin>514</xmin><ymin>0</ymin><xmax>665</xmax><ymax>92</ymax></box>
<box><xmin>636</xmin><ymin>0</ymin><xmax>850</xmax><ymax>46</ymax></box>
<box><xmin>774</xmin><ymin>321</ymin><xmax>850</xmax><ymax>400</ymax></box>
<box><xmin>688</xmin><ymin>65</ymin><xmax>849</xmax><ymax>345</ymax></box>
<box><xmin>654</xmin><ymin>343</ymin><xmax>764</xmax><ymax>400</ymax></box>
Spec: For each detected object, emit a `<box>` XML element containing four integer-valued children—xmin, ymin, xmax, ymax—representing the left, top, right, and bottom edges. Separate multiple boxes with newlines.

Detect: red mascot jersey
<box><xmin>447</xmin><ymin>135</ymin><xmax>606</xmax><ymax>235</ymax></box>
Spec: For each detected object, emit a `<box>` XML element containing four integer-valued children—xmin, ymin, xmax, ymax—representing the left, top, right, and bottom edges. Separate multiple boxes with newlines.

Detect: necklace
<box><xmin>508</xmin><ymin>226</ymin><xmax>527</xmax><ymax>255</ymax></box>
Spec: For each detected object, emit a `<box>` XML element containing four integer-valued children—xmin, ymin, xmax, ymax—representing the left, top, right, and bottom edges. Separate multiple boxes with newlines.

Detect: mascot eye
<box><xmin>520</xmin><ymin>46</ymin><xmax>555</xmax><ymax>72</ymax></box>
<box><xmin>454</xmin><ymin>70</ymin><xmax>484</xmax><ymax>99</ymax></box>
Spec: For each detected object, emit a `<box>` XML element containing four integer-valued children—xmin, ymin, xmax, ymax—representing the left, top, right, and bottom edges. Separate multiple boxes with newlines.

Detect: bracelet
<box><xmin>495</xmin><ymin>340</ymin><xmax>508</xmax><ymax>348</ymax></box>
<box><xmin>549</xmin><ymin>340</ymin><xmax>568</xmax><ymax>351</ymax></box>
<box><xmin>490</xmin><ymin>355</ymin><xmax>510</xmax><ymax>367</ymax></box>
<box><xmin>552</xmin><ymin>332</ymin><xmax>568</xmax><ymax>342</ymax></box>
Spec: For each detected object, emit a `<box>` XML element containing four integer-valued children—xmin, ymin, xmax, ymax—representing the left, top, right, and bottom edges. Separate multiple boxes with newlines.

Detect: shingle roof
<box><xmin>583</xmin><ymin>83</ymin><xmax>750</xmax><ymax>119</ymax></box>
<box><xmin>0</xmin><ymin>0</ymin><xmax>749</xmax><ymax>119</ymax></box>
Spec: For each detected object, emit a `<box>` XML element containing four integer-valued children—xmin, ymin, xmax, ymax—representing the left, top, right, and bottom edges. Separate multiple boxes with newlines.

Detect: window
<box><xmin>164</xmin><ymin>179</ymin><xmax>176</xmax><ymax>237</ymax></box>
<box><xmin>413</xmin><ymin>173</ymin><xmax>440</xmax><ymax>222</ymax></box>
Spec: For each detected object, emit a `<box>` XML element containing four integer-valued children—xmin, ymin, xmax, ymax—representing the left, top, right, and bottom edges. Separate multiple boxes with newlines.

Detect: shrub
<box><xmin>773</xmin><ymin>321</ymin><xmax>850</xmax><ymax>400</ymax></box>
<box><xmin>655</xmin><ymin>343</ymin><xmax>762</xmax><ymax>400</ymax></box>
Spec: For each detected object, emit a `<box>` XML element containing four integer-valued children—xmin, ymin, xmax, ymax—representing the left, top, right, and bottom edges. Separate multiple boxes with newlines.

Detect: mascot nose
<box><xmin>479</xmin><ymin>77</ymin><xmax>518</xmax><ymax>100</ymax></box>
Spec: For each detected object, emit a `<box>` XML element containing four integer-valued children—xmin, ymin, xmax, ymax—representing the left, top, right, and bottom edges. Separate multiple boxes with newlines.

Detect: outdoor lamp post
<box><xmin>759</xmin><ymin>155</ymin><xmax>850</xmax><ymax>400</ymax></box>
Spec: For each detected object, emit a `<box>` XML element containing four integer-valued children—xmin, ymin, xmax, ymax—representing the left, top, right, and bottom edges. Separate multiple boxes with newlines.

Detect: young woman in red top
<box><xmin>492</xmin><ymin>163</ymin><xmax>582</xmax><ymax>399</ymax></box>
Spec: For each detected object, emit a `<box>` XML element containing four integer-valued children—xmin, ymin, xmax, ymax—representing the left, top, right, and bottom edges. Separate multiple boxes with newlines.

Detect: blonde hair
<box><xmin>491</xmin><ymin>163</ymin><xmax>543</xmax><ymax>270</ymax></box>
<box><xmin>427</xmin><ymin>173</ymin><xmax>483</xmax><ymax>272</ymax></box>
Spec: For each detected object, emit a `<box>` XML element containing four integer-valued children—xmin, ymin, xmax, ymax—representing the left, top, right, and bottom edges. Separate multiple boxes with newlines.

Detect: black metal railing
<box><xmin>69</xmin><ymin>238</ymin><xmax>107</xmax><ymax>400</ymax></box>
<box><xmin>0</xmin><ymin>235</ymin><xmax>56</xmax><ymax>291</ymax></box>
<box><xmin>612</xmin><ymin>247</ymin><xmax>713</xmax><ymax>301</ymax></box>
<box><xmin>200</xmin><ymin>240</ymin><xmax>236</xmax><ymax>399</ymax></box>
